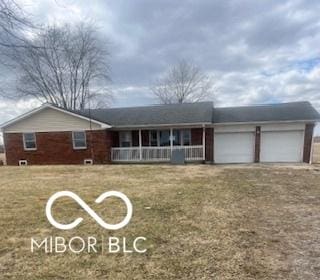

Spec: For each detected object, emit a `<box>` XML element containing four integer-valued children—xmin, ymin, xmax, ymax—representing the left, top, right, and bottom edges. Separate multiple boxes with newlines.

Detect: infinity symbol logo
<box><xmin>45</xmin><ymin>191</ymin><xmax>133</xmax><ymax>230</ymax></box>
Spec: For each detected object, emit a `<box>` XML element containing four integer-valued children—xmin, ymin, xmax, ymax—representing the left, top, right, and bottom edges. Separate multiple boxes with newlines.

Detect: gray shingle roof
<box><xmin>78</xmin><ymin>101</ymin><xmax>214</xmax><ymax>127</ymax></box>
<box><xmin>70</xmin><ymin>101</ymin><xmax>320</xmax><ymax>127</ymax></box>
<box><xmin>213</xmin><ymin>101</ymin><xmax>320</xmax><ymax>123</ymax></box>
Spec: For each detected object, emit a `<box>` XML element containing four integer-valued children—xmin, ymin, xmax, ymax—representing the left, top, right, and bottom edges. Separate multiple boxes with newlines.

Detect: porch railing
<box><xmin>111</xmin><ymin>145</ymin><xmax>204</xmax><ymax>162</ymax></box>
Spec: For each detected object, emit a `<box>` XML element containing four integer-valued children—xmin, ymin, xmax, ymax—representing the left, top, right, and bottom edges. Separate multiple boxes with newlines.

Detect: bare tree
<box><xmin>151</xmin><ymin>60</ymin><xmax>214</xmax><ymax>104</ymax></box>
<box><xmin>0</xmin><ymin>0</ymin><xmax>38</xmax><ymax>100</ymax></box>
<box><xmin>0</xmin><ymin>0</ymin><xmax>33</xmax><ymax>48</ymax></box>
<box><xmin>7</xmin><ymin>23</ymin><xmax>111</xmax><ymax>109</ymax></box>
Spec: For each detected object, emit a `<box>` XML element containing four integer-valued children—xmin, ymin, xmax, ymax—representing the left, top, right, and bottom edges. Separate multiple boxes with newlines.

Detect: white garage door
<box><xmin>214</xmin><ymin>132</ymin><xmax>255</xmax><ymax>163</ymax></box>
<box><xmin>260</xmin><ymin>131</ymin><xmax>304</xmax><ymax>162</ymax></box>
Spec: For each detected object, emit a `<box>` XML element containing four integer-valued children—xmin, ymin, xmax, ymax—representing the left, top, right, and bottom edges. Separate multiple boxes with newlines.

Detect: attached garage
<box><xmin>213</xmin><ymin>102</ymin><xmax>320</xmax><ymax>164</ymax></box>
<box><xmin>214</xmin><ymin>132</ymin><xmax>255</xmax><ymax>163</ymax></box>
<box><xmin>260</xmin><ymin>130</ymin><xmax>304</xmax><ymax>162</ymax></box>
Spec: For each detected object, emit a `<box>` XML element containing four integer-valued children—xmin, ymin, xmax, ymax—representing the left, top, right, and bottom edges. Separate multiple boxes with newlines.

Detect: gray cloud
<box><xmin>0</xmin><ymin>0</ymin><xmax>319</xmax><ymax>139</ymax></box>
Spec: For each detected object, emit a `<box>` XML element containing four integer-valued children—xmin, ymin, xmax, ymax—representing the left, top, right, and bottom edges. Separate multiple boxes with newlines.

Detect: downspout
<box><xmin>310</xmin><ymin>126</ymin><xmax>315</xmax><ymax>164</ymax></box>
<box><xmin>0</xmin><ymin>128</ymin><xmax>6</xmax><ymax>165</ymax></box>
<box><xmin>202</xmin><ymin>124</ymin><xmax>205</xmax><ymax>161</ymax></box>
<box><xmin>88</xmin><ymin>99</ymin><xmax>94</xmax><ymax>163</ymax></box>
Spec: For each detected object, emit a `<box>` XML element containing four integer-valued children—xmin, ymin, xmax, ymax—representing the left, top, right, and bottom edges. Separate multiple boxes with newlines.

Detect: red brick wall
<box><xmin>205</xmin><ymin>127</ymin><xmax>214</xmax><ymax>162</ymax></box>
<box><xmin>112</xmin><ymin>131</ymin><xmax>120</xmax><ymax>147</ymax></box>
<box><xmin>303</xmin><ymin>123</ymin><xmax>315</xmax><ymax>163</ymax></box>
<box><xmin>4</xmin><ymin>130</ymin><xmax>112</xmax><ymax>165</ymax></box>
<box><xmin>191</xmin><ymin>128</ymin><xmax>202</xmax><ymax>145</ymax></box>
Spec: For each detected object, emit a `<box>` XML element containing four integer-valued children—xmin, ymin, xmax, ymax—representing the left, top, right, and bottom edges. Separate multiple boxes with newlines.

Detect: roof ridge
<box><xmin>215</xmin><ymin>101</ymin><xmax>310</xmax><ymax>109</ymax></box>
<box><xmin>88</xmin><ymin>101</ymin><xmax>214</xmax><ymax>111</ymax></box>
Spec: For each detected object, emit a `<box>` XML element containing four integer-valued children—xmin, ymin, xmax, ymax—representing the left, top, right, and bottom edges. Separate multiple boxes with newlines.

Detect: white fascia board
<box><xmin>211</xmin><ymin>119</ymin><xmax>320</xmax><ymax>127</ymax></box>
<box><xmin>111</xmin><ymin>122</ymin><xmax>212</xmax><ymax>130</ymax></box>
<box><xmin>0</xmin><ymin>103</ymin><xmax>111</xmax><ymax>131</ymax></box>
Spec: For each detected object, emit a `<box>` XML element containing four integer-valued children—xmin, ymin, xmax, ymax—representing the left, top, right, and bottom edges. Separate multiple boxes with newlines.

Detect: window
<box><xmin>72</xmin><ymin>131</ymin><xmax>87</xmax><ymax>149</ymax></box>
<box><xmin>149</xmin><ymin>130</ymin><xmax>158</xmax><ymax>146</ymax></box>
<box><xmin>182</xmin><ymin>129</ymin><xmax>191</xmax><ymax>146</ymax></box>
<box><xmin>84</xmin><ymin>159</ymin><xmax>93</xmax><ymax>165</ymax></box>
<box><xmin>148</xmin><ymin>129</ymin><xmax>191</xmax><ymax>146</ymax></box>
<box><xmin>173</xmin><ymin>130</ymin><xmax>181</xmax><ymax>146</ymax></box>
<box><xmin>23</xmin><ymin>133</ymin><xmax>36</xmax><ymax>150</ymax></box>
<box><xmin>159</xmin><ymin>130</ymin><xmax>170</xmax><ymax>146</ymax></box>
<box><xmin>119</xmin><ymin>131</ymin><xmax>132</xmax><ymax>147</ymax></box>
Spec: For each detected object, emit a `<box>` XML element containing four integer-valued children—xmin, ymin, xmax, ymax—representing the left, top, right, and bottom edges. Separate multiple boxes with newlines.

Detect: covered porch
<box><xmin>111</xmin><ymin>127</ymin><xmax>206</xmax><ymax>162</ymax></box>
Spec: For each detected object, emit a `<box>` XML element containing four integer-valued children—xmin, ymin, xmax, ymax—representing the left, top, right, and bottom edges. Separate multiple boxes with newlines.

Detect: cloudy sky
<box><xmin>0</xmin><ymin>0</ymin><xmax>320</xmax><ymax>141</ymax></box>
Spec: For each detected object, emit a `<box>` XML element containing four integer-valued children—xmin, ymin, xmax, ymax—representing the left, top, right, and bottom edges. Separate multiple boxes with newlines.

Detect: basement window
<box><xmin>19</xmin><ymin>160</ymin><xmax>28</xmax><ymax>166</ymax></box>
<box><xmin>72</xmin><ymin>131</ymin><xmax>87</xmax><ymax>149</ymax></box>
<box><xmin>84</xmin><ymin>159</ymin><xmax>93</xmax><ymax>165</ymax></box>
<box><xmin>23</xmin><ymin>133</ymin><xmax>37</xmax><ymax>150</ymax></box>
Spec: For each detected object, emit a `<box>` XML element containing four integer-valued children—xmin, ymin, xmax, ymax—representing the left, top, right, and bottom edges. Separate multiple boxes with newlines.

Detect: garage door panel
<box><xmin>214</xmin><ymin>132</ymin><xmax>255</xmax><ymax>163</ymax></box>
<box><xmin>260</xmin><ymin>131</ymin><xmax>304</xmax><ymax>162</ymax></box>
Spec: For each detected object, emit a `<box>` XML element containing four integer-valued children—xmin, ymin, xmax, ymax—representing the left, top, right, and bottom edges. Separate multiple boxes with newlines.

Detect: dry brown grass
<box><xmin>0</xmin><ymin>164</ymin><xmax>320</xmax><ymax>279</ymax></box>
<box><xmin>312</xmin><ymin>143</ymin><xmax>320</xmax><ymax>163</ymax></box>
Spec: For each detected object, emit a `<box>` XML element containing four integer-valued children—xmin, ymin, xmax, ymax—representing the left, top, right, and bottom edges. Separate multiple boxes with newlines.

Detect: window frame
<box><xmin>72</xmin><ymin>131</ymin><xmax>87</xmax><ymax>150</ymax></box>
<box><xmin>172</xmin><ymin>129</ymin><xmax>181</xmax><ymax>146</ymax></box>
<box><xmin>159</xmin><ymin>130</ymin><xmax>170</xmax><ymax>146</ymax></box>
<box><xmin>119</xmin><ymin>131</ymin><xmax>132</xmax><ymax>147</ymax></box>
<box><xmin>23</xmin><ymin>132</ymin><xmax>37</xmax><ymax>151</ymax></box>
<box><xmin>148</xmin><ymin>129</ymin><xmax>192</xmax><ymax>146</ymax></box>
<box><xmin>182</xmin><ymin>129</ymin><xmax>191</xmax><ymax>146</ymax></box>
<box><xmin>149</xmin><ymin>130</ymin><xmax>158</xmax><ymax>147</ymax></box>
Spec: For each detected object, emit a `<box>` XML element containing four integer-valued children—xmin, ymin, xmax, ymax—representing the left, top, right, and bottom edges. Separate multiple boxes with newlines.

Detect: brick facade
<box><xmin>303</xmin><ymin>123</ymin><xmax>315</xmax><ymax>163</ymax></box>
<box><xmin>4</xmin><ymin>130</ymin><xmax>112</xmax><ymax>165</ymax></box>
<box><xmin>205</xmin><ymin>127</ymin><xmax>214</xmax><ymax>162</ymax></box>
<box><xmin>191</xmin><ymin>128</ymin><xmax>202</xmax><ymax>145</ymax></box>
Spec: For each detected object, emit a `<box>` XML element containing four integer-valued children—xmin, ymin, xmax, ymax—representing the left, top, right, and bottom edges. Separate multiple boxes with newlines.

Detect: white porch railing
<box><xmin>111</xmin><ymin>145</ymin><xmax>204</xmax><ymax>162</ymax></box>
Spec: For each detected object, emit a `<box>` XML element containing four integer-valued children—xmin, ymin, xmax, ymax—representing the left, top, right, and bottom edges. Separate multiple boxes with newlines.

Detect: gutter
<box><xmin>109</xmin><ymin>122</ymin><xmax>212</xmax><ymax>130</ymax></box>
<box><xmin>210</xmin><ymin>119</ymin><xmax>320</xmax><ymax>127</ymax></box>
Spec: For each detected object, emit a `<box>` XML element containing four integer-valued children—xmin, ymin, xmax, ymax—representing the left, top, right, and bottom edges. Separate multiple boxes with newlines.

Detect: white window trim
<box><xmin>23</xmin><ymin>132</ymin><xmax>37</xmax><ymax>151</ymax></box>
<box><xmin>72</xmin><ymin>131</ymin><xmax>87</xmax><ymax>150</ymax></box>
<box><xmin>19</xmin><ymin>160</ymin><xmax>28</xmax><ymax>166</ymax></box>
<box><xmin>84</xmin><ymin>159</ymin><xmax>93</xmax><ymax>165</ymax></box>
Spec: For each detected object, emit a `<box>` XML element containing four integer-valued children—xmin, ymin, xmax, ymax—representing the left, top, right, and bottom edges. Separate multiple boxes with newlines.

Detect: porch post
<box><xmin>202</xmin><ymin>126</ymin><xmax>206</xmax><ymax>160</ymax></box>
<box><xmin>139</xmin><ymin>129</ymin><xmax>142</xmax><ymax>160</ymax></box>
<box><xmin>170</xmin><ymin>128</ymin><xmax>173</xmax><ymax>154</ymax></box>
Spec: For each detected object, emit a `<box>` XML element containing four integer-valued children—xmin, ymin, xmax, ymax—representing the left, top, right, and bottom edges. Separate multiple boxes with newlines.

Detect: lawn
<box><xmin>0</xmin><ymin>164</ymin><xmax>320</xmax><ymax>279</ymax></box>
<box><xmin>312</xmin><ymin>143</ymin><xmax>320</xmax><ymax>163</ymax></box>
